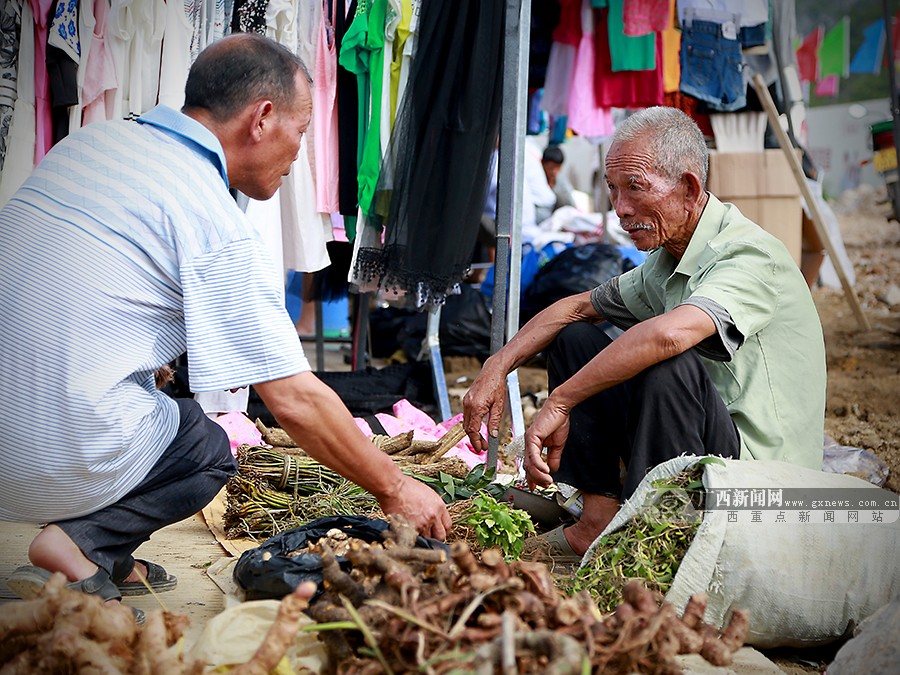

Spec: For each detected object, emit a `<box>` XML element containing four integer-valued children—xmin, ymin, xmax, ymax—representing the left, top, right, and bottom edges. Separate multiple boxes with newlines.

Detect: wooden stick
<box><xmin>750</xmin><ymin>74</ymin><xmax>870</xmax><ymax>331</ymax></box>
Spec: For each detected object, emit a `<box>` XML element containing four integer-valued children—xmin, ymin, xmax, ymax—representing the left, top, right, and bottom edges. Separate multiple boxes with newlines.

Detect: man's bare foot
<box><xmin>561</xmin><ymin>493</ymin><xmax>621</xmax><ymax>555</ymax></box>
<box><xmin>120</xmin><ymin>560</ymin><xmax>149</xmax><ymax>584</ymax></box>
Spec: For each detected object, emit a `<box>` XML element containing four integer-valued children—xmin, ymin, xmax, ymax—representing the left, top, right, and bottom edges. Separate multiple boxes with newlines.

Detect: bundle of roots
<box><xmin>306</xmin><ymin>515</ymin><xmax>749</xmax><ymax>674</ymax></box>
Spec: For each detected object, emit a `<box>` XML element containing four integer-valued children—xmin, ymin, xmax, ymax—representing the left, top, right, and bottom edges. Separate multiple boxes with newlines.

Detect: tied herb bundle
<box><xmin>570</xmin><ymin>461</ymin><xmax>717</xmax><ymax>613</ymax></box>
<box><xmin>224</xmin><ymin>444</ymin><xmax>378</xmax><ymax>540</ymax></box>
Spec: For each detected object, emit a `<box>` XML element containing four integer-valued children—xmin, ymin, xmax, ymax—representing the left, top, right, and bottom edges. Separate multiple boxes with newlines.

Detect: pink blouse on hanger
<box><xmin>32</xmin><ymin>0</ymin><xmax>55</xmax><ymax>163</ymax></box>
<box><xmin>567</xmin><ymin>1</ymin><xmax>613</xmax><ymax>138</ymax></box>
<box><xmin>81</xmin><ymin>0</ymin><xmax>118</xmax><ymax>126</ymax></box>
<box><xmin>314</xmin><ymin>0</ymin><xmax>340</xmax><ymax>214</ymax></box>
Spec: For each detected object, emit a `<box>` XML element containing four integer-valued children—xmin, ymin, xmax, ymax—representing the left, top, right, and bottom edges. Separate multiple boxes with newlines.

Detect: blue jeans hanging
<box><xmin>679</xmin><ymin>19</ymin><xmax>746</xmax><ymax>112</ymax></box>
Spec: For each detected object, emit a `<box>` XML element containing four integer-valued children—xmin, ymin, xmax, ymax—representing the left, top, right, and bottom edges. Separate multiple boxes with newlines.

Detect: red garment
<box><xmin>795</xmin><ymin>26</ymin><xmax>822</xmax><ymax>83</ymax></box>
<box><xmin>552</xmin><ymin>0</ymin><xmax>582</xmax><ymax>47</ymax></box>
<box><xmin>593</xmin><ymin>8</ymin><xmax>663</xmax><ymax>109</ymax></box>
<box><xmin>31</xmin><ymin>0</ymin><xmax>55</xmax><ymax>163</ymax></box>
<box><xmin>662</xmin><ymin>91</ymin><xmax>714</xmax><ymax>139</ymax></box>
<box><xmin>622</xmin><ymin>0</ymin><xmax>670</xmax><ymax>37</ymax></box>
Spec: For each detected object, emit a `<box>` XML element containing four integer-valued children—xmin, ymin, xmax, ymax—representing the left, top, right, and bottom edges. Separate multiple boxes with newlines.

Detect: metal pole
<box><xmin>883</xmin><ymin>0</ymin><xmax>900</xmax><ymax>221</ymax></box>
<box><xmin>488</xmin><ymin>0</ymin><xmax>530</xmax><ymax>470</ymax></box>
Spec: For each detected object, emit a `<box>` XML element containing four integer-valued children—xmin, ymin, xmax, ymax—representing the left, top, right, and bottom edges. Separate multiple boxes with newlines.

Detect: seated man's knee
<box><xmin>548</xmin><ymin>322</ymin><xmax>613</xmax><ymax>385</ymax></box>
<box><xmin>638</xmin><ymin>349</ymin><xmax>703</xmax><ymax>391</ymax></box>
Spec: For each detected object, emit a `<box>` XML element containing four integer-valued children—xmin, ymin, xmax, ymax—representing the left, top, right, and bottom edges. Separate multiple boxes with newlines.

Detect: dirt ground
<box><xmin>812</xmin><ymin>184</ymin><xmax>900</xmax><ymax>494</ymax></box>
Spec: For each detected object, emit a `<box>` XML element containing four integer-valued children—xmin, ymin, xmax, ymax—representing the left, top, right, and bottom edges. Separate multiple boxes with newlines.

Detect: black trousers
<box><xmin>548</xmin><ymin>322</ymin><xmax>740</xmax><ymax>500</ymax></box>
<box><xmin>55</xmin><ymin>399</ymin><xmax>237</xmax><ymax>576</ymax></box>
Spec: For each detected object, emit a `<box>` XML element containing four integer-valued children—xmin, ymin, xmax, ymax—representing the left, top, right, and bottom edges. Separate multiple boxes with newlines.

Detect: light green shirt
<box><xmin>617</xmin><ymin>194</ymin><xmax>826</xmax><ymax>469</ymax></box>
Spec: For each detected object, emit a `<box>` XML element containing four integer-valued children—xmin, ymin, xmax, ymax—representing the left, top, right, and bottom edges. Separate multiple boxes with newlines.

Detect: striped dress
<box><xmin>0</xmin><ymin>105</ymin><xmax>309</xmax><ymax>522</ymax></box>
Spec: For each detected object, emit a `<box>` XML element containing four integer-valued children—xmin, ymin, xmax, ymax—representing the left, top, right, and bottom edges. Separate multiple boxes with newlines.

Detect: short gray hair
<box><xmin>611</xmin><ymin>107</ymin><xmax>708</xmax><ymax>187</ymax></box>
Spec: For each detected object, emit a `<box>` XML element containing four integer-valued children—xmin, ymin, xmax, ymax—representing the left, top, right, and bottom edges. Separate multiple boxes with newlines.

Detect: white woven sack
<box><xmin>581</xmin><ymin>456</ymin><xmax>900</xmax><ymax>648</ymax></box>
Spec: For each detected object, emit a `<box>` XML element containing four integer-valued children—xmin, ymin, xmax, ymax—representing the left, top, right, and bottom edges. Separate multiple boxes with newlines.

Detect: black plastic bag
<box><xmin>233</xmin><ymin>515</ymin><xmax>449</xmax><ymax>601</ymax></box>
<box><xmin>522</xmin><ymin>243</ymin><xmax>635</xmax><ymax>322</ymax></box>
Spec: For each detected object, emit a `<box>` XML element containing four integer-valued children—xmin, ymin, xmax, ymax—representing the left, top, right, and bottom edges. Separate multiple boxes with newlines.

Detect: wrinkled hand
<box><xmin>377</xmin><ymin>475</ymin><xmax>451</xmax><ymax>541</ymax></box>
<box><xmin>462</xmin><ymin>364</ymin><xmax>507</xmax><ymax>453</ymax></box>
<box><xmin>523</xmin><ymin>400</ymin><xmax>571</xmax><ymax>490</ymax></box>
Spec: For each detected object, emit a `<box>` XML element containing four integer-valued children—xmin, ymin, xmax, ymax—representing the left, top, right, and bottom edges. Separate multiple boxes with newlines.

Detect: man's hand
<box><xmin>523</xmin><ymin>399</ymin><xmax>571</xmax><ymax>490</ymax></box>
<box><xmin>462</xmin><ymin>362</ymin><xmax>507</xmax><ymax>453</ymax></box>
<box><xmin>377</xmin><ymin>475</ymin><xmax>451</xmax><ymax>541</ymax></box>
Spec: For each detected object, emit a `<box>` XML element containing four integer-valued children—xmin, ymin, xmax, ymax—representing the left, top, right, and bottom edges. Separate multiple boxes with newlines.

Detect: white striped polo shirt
<box><xmin>0</xmin><ymin>106</ymin><xmax>309</xmax><ymax>522</ymax></box>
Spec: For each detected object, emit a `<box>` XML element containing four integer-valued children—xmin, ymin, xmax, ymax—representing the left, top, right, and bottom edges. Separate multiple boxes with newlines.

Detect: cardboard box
<box><xmin>707</xmin><ymin>150</ymin><xmax>802</xmax><ymax>266</ymax></box>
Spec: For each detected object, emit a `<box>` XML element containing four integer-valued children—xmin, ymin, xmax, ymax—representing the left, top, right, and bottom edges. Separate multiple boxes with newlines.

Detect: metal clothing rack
<box><xmin>310</xmin><ymin>0</ymin><xmax>531</xmax><ymax>442</ymax></box>
<box><xmin>486</xmin><ymin>0</ymin><xmax>531</xmax><ymax>470</ymax></box>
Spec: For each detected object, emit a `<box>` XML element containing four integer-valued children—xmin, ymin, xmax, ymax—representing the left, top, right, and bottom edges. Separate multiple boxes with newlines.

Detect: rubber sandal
<box><xmin>7</xmin><ymin>565</ymin><xmax>145</xmax><ymax>624</ymax></box>
<box><xmin>522</xmin><ymin>525</ymin><xmax>584</xmax><ymax>564</ymax></box>
<box><xmin>112</xmin><ymin>559</ymin><xmax>177</xmax><ymax>596</ymax></box>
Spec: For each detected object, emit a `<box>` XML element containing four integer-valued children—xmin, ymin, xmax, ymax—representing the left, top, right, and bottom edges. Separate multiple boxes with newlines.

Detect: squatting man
<box><xmin>463</xmin><ymin>106</ymin><xmax>825</xmax><ymax>559</ymax></box>
<box><xmin>0</xmin><ymin>34</ymin><xmax>450</xmax><ymax>619</ymax></box>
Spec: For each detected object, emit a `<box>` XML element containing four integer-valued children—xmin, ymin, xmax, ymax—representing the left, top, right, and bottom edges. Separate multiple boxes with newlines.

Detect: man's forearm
<box><xmin>254</xmin><ymin>373</ymin><xmax>405</xmax><ymax>500</ymax></box>
<box><xmin>550</xmin><ymin>304</ymin><xmax>718</xmax><ymax>410</ymax></box>
<box><xmin>488</xmin><ymin>291</ymin><xmax>600</xmax><ymax>375</ymax></box>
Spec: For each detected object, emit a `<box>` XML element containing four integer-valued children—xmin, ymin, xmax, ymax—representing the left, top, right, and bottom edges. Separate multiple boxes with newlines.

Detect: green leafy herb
<box><xmin>459</xmin><ymin>493</ymin><xmax>535</xmax><ymax>559</ymax></box>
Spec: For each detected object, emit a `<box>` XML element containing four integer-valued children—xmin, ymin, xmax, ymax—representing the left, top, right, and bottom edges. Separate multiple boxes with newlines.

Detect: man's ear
<box><xmin>247</xmin><ymin>99</ymin><xmax>275</xmax><ymax>143</ymax></box>
<box><xmin>681</xmin><ymin>171</ymin><xmax>705</xmax><ymax>208</ymax></box>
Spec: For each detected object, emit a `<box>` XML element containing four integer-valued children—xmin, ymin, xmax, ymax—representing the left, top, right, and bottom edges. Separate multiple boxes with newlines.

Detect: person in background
<box><xmin>540</xmin><ymin>144</ymin><xmax>577</xmax><ymax>215</ymax></box>
<box><xmin>0</xmin><ymin>33</ymin><xmax>450</xmax><ymax>619</ymax></box>
<box><xmin>464</xmin><ymin>106</ymin><xmax>825</xmax><ymax>560</ymax></box>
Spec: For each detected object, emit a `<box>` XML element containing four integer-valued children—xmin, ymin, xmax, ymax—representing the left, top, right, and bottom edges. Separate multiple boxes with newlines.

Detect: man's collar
<box><xmin>674</xmin><ymin>193</ymin><xmax>726</xmax><ymax>275</ymax></box>
<box><xmin>136</xmin><ymin>106</ymin><xmax>229</xmax><ymax>188</ymax></box>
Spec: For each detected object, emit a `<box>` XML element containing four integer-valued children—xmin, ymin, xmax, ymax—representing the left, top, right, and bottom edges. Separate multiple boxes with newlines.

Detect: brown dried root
<box><xmin>254</xmin><ymin>418</ymin><xmax>301</xmax><ymax>448</ymax></box>
<box><xmin>0</xmin><ymin>572</ymin><xmax>314</xmax><ymax>675</ymax></box>
<box><xmin>399</xmin><ymin>456</ymin><xmax>471</xmax><ymax>479</ymax></box>
<box><xmin>371</xmin><ymin>431</ymin><xmax>414</xmax><ymax>455</ymax></box>
<box><xmin>229</xmin><ymin>582</ymin><xmax>315</xmax><ymax>675</ymax></box>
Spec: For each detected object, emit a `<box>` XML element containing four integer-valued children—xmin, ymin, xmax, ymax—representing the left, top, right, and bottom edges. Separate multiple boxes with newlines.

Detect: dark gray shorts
<box><xmin>55</xmin><ymin>398</ymin><xmax>237</xmax><ymax>576</ymax></box>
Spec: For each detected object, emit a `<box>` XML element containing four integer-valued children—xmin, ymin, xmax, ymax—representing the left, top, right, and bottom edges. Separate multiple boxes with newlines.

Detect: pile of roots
<box><xmin>0</xmin><ymin>572</ymin><xmax>311</xmax><ymax>674</ymax></box>
<box><xmin>306</xmin><ymin>516</ymin><xmax>749</xmax><ymax>674</ymax></box>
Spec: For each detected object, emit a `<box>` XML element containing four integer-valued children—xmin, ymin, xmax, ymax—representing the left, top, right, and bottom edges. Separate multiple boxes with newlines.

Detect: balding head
<box><xmin>183</xmin><ymin>33</ymin><xmax>311</xmax><ymax>123</ymax></box>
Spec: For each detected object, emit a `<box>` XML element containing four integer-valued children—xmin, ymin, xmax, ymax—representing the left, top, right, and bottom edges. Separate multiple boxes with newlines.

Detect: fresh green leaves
<box><xmin>459</xmin><ymin>493</ymin><xmax>535</xmax><ymax>559</ymax></box>
<box><xmin>410</xmin><ymin>463</ymin><xmax>507</xmax><ymax>504</ymax></box>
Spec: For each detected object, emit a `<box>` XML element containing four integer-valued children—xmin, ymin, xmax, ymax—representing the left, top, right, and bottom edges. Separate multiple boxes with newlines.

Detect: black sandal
<box><xmin>111</xmin><ymin>558</ymin><xmax>178</xmax><ymax>596</ymax></box>
<box><xmin>7</xmin><ymin>565</ymin><xmax>145</xmax><ymax>624</ymax></box>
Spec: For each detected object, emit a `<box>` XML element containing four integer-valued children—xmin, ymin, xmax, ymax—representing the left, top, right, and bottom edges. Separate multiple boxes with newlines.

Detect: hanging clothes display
<box><xmin>157</xmin><ymin>0</ymin><xmax>194</xmax><ymax>109</ymax></box>
<box><xmin>661</xmin><ymin>0</ymin><xmax>680</xmax><ymax>94</ymax></box>
<box><xmin>540</xmin><ymin>0</ymin><xmax>580</xmax><ymax>119</ymax></box>
<box><xmin>0</xmin><ymin>0</ymin><xmax>22</xmax><ymax>172</ymax></box>
<box><xmin>79</xmin><ymin>0</ymin><xmax>117</xmax><ymax>126</ymax></box>
<box><xmin>0</xmin><ymin>0</ymin><xmax>34</xmax><ymax>206</ymax></box>
<box><xmin>46</xmin><ymin>0</ymin><xmax>79</xmax><ymax>145</ymax></box>
<box><xmin>567</xmin><ymin>1</ymin><xmax>613</xmax><ymax>138</ymax></box>
<box><xmin>32</xmin><ymin>0</ymin><xmax>55</xmax><ymax>164</ymax></box>
<box><xmin>350</xmin><ymin>0</ymin><xmax>505</xmax><ymax>308</ymax></box>
<box><xmin>334</xmin><ymin>0</ymin><xmax>360</xmax><ymax>230</ymax></box>
<box><xmin>596</xmin><ymin>0</ymin><xmax>656</xmax><ymax>72</ymax></box>
<box><xmin>622</xmin><ymin>0</ymin><xmax>670</xmax><ymax>37</ymax></box>
<box><xmin>593</xmin><ymin>5</ymin><xmax>664</xmax><ymax>109</ymax></box>
<box><xmin>388</xmin><ymin>0</ymin><xmax>416</xmax><ymax>128</ymax></box>
<box><xmin>678</xmin><ymin>16</ymin><xmax>745</xmax><ymax>111</ymax></box>
<box><xmin>313</xmin><ymin>0</ymin><xmax>340</xmax><ymax>214</ymax></box>
<box><xmin>339</xmin><ymin>0</ymin><xmax>388</xmax><ymax>216</ymax></box>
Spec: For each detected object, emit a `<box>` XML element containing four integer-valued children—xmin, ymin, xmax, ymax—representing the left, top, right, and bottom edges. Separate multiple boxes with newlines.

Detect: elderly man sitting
<box><xmin>463</xmin><ymin>106</ymin><xmax>825</xmax><ymax>559</ymax></box>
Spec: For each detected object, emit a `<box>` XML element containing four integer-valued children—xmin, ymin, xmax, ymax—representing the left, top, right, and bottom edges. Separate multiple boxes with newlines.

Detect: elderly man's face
<box><xmin>605</xmin><ymin>138</ymin><xmax>689</xmax><ymax>253</ymax></box>
<box><xmin>246</xmin><ymin>72</ymin><xmax>312</xmax><ymax>200</ymax></box>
